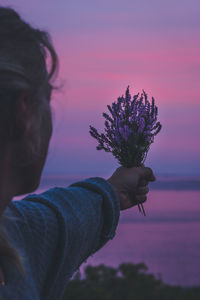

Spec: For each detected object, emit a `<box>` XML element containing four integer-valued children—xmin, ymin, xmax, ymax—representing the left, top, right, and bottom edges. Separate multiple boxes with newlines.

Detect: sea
<box><xmin>14</xmin><ymin>175</ymin><xmax>200</xmax><ymax>287</ymax></box>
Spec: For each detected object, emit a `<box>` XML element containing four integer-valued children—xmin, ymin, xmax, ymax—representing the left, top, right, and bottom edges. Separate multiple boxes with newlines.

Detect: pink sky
<box><xmin>4</xmin><ymin>0</ymin><xmax>200</xmax><ymax>176</ymax></box>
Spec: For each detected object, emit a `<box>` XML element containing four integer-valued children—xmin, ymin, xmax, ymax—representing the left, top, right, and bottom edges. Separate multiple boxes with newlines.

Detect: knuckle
<box><xmin>142</xmin><ymin>195</ymin><xmax>147</xmax><ymax>203</ymax></box>
<box><xmin>136</xmin><ymin>194</ymin><xmax>147</xmax><ymax>203</ymax></box>
<box><xmin>137</xmin><ymin>185</ymin><xmax>149</xmax><ymax>195</ymax></box>
<box><xmin>145</xmin><ymin>167</ymin><xmax>152</xmax><ymax>176</ymax></box>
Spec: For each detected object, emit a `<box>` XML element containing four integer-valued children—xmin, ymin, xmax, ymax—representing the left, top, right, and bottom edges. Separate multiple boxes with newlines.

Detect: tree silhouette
<box><xmin>62</xmin><ymin>263</ymin><xmax>200</xmax><ymax>300</ymax></box>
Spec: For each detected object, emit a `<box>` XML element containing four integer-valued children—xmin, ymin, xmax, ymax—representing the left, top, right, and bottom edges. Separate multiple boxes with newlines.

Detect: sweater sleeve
<box><xmin>7</xmin><ymin>177</ymin><xmax>120</xmax><ymax>300</ymax></box>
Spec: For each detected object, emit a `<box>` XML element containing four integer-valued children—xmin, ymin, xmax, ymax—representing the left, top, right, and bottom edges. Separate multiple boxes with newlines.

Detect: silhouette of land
<box><xmin>61</xmin><ymin>263</ymin><xmax>200</xmax><ymax>300</ymax></box>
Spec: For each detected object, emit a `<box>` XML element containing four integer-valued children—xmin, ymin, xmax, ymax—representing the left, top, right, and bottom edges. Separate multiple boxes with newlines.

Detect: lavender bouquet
<box><xmin>89</xmin><ymin>86</ymin><xmax>162</xmax><ymax>215</ymax></box>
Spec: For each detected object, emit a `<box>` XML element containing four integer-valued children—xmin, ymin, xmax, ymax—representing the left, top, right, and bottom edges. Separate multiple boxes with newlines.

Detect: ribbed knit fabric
<box><xmin>0</xmin><ymin>177</ymin><xmax>120</xmax><ymax>300</ymax></box>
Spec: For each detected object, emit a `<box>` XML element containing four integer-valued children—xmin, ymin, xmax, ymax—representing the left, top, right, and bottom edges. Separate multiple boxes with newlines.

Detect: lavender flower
<box><xmin>89</xmin><ymin>86</ymin><xmax>162</xmax><ymax>168</ymax></box>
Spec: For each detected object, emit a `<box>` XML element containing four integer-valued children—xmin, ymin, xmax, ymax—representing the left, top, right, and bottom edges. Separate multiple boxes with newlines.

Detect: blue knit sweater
<box><xmin>0</xmin><ymin>177</ymin><xmax>120</xmax><ymax>300</ymax></box>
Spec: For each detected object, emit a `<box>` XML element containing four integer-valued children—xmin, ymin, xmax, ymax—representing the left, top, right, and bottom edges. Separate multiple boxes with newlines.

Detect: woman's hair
<box><xmin>0</xmin><ymin>5</ymin><xmax>59</xmax><ymax>279</ymax></box>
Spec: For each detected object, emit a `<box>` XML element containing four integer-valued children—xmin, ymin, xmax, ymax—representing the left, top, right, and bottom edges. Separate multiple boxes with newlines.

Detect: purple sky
<box><xmin>4</xmin><ymin>0</ymin><xmax>200</xmax><ymax>176</ymax></box>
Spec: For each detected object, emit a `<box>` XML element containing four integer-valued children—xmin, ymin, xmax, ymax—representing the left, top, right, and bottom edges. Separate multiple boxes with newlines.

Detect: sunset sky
<box><xmin>4</xmin><ymin>0</ymin><xmax>200</xmax><ymax>177</ymax></box>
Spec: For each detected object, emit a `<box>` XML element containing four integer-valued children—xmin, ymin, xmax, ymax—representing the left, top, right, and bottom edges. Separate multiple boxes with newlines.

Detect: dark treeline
<box><xmin>61</xmin><ymin>263</ymin><xmax>200</xmax><ymax>300</ymax></box>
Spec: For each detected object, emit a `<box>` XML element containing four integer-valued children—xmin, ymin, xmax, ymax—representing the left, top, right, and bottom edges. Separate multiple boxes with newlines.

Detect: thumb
<box><xmin>139</xmin><ymin>166</ymin><xmax>156</xmax><ymax>182</ymax></box>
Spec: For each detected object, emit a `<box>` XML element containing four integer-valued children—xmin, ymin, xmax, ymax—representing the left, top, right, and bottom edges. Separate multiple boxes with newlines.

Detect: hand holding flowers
<box><xmin>107</xmin><ymin>165</ymin><xmax>156</xmax><ymax>211</ymax></box>
<box><xmin>89</xmin><ymin>86</ymin><xmax>161</xmax><ymax>215</ymax></box>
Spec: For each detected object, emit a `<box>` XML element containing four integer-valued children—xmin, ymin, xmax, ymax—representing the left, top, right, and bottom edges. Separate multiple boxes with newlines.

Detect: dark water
<box><xmin>14</xmin><ymin>176</ymin><xmax>200</xmax><ymax>286</ymax></box>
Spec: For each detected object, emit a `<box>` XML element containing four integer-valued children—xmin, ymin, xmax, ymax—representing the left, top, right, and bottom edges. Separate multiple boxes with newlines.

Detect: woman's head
<box><xmin>0</xmin><ymin>6</ymin><xmax>59</xmax><ymax>195</ymax></box>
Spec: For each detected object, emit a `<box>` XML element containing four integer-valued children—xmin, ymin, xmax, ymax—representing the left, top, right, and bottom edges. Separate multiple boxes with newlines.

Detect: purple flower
<box><xmin>124</xmin><ymin>125</ymin><xmax>131</xmax><ymax>141</ymax></box>
<box><xmin>89</xmin><ymin>86</ymin><xmax>162</xmax><ymax>217</ymax></box>
<box><xmin>119</xmin><ymin>127</ymin><xmax>124</xmax><ymax>136</ymax></box>
<box><xmin>89</xmin><ymin>86</ymin><xmax>162</xmax><ymax>168</ymax></box>
<box><xmin>113</xmin><ymin>134</ymin><xmax>121</xmax><ymax>145</ymax></box>
<box><xmin>138</xmin><ymin>118</ymin><xmax>145</xmax><ymax>133</ymax></box>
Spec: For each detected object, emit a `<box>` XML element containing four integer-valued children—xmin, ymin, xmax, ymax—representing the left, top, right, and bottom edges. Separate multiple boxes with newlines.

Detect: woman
<box><xmin>0</xmin><ymin>6</ymin><xmax>155</xmax><ymax>300</ymax></box>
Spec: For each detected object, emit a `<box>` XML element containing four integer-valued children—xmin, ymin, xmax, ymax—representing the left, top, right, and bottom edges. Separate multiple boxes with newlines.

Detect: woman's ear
<box><xmin>13</xmin><ymin>91</ymin><xmax>34</xmax><ymax>140</ymax></box>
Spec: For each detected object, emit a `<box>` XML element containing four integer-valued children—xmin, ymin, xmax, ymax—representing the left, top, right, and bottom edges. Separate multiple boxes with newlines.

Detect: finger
<box><xmin>120</xmin><ymin>192</ymin><xmax>135</xmax><ymax>210</ymax></box>
<box><xmin>136</xmin><ymin>185</ymin><xmax>149</xmax><ymax>195</ymax></box>
<box><xmin>138</xmin><ymin>166</ymin><xmax>156</xmax><ymax>182</ymax></box>
<box><xmin>138</xmin><ymin>179</ymin><xmax>148</xmax><ymax>187</ymax></box>
<box><xmin>135</xmin><ymin>194</ymin><xmax>147</xmax><ymax>204</ymax></box>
